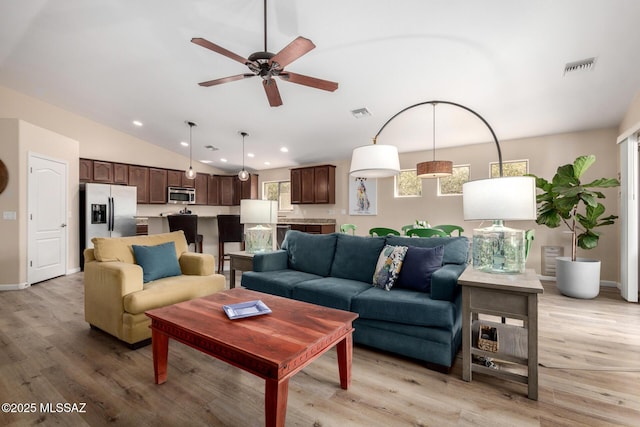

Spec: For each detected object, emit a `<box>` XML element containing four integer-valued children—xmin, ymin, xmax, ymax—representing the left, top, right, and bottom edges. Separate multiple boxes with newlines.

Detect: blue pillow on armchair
<box><xmin>132</xmin><ymin>241</ymin><xmax>182</xmax><ymax>283</ymax></box>
<box><xmin>395</xmin><ymin>245</ymin><xmax>444</xmax><ymax>292</ymax></box>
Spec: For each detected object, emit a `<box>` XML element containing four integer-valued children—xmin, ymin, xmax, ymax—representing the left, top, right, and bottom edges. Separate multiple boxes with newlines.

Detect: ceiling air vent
<box><xmin>204</xmin><ymin>145</ymin><xmax>219</xmax><ymax>151</ymax></box>
<box><xmin>351</xmin><ymin>107</ymin><xmax>372</xmax><ymax>119</ymax></box>
<box><xmin>563</xmin><ymin>57</ymin><xmax>596</xmax><ymax>76</ymax></box>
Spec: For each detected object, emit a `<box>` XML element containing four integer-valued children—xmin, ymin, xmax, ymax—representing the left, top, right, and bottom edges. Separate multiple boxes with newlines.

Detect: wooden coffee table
<box><xmin>145</xmin><ymin>288</ymin><xmax>358</xmax><ymax>427</ymax></box>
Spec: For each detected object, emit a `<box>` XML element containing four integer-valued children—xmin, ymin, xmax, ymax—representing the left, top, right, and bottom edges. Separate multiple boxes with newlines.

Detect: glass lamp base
<box><xmin>472</xmin><ymin>220</ymin><xmax>525</xmax><ymax>274</ymax></box>
<box><xmin>245</xmin><ymin>225</ymin><xmax>273</xmax><ymax>254</ymax></box>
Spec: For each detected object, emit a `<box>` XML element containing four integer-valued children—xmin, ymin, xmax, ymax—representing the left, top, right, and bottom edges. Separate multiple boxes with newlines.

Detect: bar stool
<box><xmin>216</xmin><ymin>214</ymin><xmax>244</xmax><ymax>273</ymax></box>
<box><xmin>167</xmin><ymin>214</ymin><xmax>203</xmax><ymax>253</ymax></box>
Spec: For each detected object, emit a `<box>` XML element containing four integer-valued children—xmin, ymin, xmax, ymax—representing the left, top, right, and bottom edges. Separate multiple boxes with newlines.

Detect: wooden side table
<box><xmin>228</xmin><ymin>251</ymin><xmax>254</xmax><ymax>289</ymax></box>
<box><xmin>459</xmin><ymin>268</ymin><xmax>543</xmax><ymax>400</ymax></box>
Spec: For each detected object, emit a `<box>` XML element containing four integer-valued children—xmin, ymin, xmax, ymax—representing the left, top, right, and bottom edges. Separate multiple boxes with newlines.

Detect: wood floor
<box><xmin>1</xmin><ymin>273</ymin><xmax>639</xmax><ymax>426</ymax></box>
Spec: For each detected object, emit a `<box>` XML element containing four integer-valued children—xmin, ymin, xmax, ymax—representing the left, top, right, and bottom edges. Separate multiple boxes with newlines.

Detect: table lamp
<box><xmin>240</xmin><ymin>199</ymin><xmax>278</xmax><ymax>253</ymax></box>
<box><xmin>462</xmin><ymin>176</ymin><xmax>537</xmax><ymax>273</ymax></box>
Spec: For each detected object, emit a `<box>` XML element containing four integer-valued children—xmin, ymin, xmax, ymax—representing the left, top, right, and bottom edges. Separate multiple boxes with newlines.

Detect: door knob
<box><xmin>61</xmin><ymin>223</ymin><xmax>67</xmax><ymax>228</ymax></box>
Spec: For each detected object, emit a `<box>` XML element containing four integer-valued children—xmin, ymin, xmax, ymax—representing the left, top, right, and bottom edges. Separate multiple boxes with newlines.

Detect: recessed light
<box><xmin>280</xmin><ymin>147</ymin><xmax>289</xmax><ymax>153</ymax></box>
<box><xmin>247</xmin><ymin>153</ymin><xmax>255</xmax><ymax>158</ymax></box>
<box><xmin>220</xmin><ymin>158</ymin><xmax>228</xmax><ymax>163</ymax></box>
<box><xmin>180</xmin><ymin>141</ymin><xmax>189</xmax><ymax>147</ymax></box>
<box><xmin>200</xmin><ymin>160</ymin><xmax>213</xmax><ymax>164</ymax></box>
<box><xmin>264</xmin><ymin>161</ymin><xmax>271</xmax><ymax>166</ymax></box>
<box><xmin>132</xmin><ymin>120</ymin><xmax>143</xmax><ymax>127</ymax></box>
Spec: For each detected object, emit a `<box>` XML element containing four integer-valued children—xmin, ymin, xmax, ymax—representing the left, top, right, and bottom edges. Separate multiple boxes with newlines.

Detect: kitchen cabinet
<box><xmin>128</xmin><ymin>165</ymin><xmax>150</xmax><ymax>204</ymax></box>
<box><xmin>79</xmin><ymin>159</ymin><xmax>93</xmax><ymax>182</ymax></box>
<box><xmin>113</xmin><ymin>163</ymin><xmax>128</xmax><ymax>184</ymax></box>
<box><xmin>93</xmin><ymin>160</ymin><xmax>114</xmax><ymax>183</ymax></box>
<box><xmin>149</xmin><ymin>168</ymin><xmax>168</xmax><ymax>204</ymax></box>
<box><xmin>208</xmin><ymin>175</ymin><xmax>220</xmax><ymax>205</ymax></box>
<box><xmin>167</xmin><ymin>170</ymin><xmax>182</xmax><ymax>188</ymax></box>
<box><xmin>289</xmin><ymin>224</ymin><xmax>335</xmax><ymax>234</ymax></box>
<box><xmin>181</xmin><ymin>173</ymin><xmax>195</xmax><ymax>188</ymax></box>
<box><xmin>290</xmin><ymin>165</ymin><xmax>335</xmax><ymax>204</ymax></box>
<box><xmin>219</xmin><ymin>175</ymin><xmax>235</xmax><ymax>206</ymax></box>
<box><xmin>238</xmin><ymin>174</ymin><xmax>259</xmax><ymax>200</ymax></box>
<box><xmin>194</xmin><ymin>173</ymin><xmax>208</xmax><ymax>205</ymax></box>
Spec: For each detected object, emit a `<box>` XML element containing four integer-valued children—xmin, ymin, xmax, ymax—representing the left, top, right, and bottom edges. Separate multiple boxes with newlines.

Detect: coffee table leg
<box><xmin>152</xmin><ymin>328</ymin><xmax>169</xmax><ymax>385</ymax></box>
<box><xmin>336</xmin><ymin>333</ymin><xmax>353</xmax><ymax>389</ymax></box>
<box><xmin>265</xmin><ymin>378</ymin><xmax>289</xmax><ymax>427</ymax></box>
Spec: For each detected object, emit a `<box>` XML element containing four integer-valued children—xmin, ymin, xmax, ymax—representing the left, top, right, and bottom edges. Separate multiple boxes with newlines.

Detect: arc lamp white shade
<box><xmin>349</xmin><ymin>144</ymin><xmax>400</xmax><ymax>178</ymax></box>
<box><xmin>240</xmin><ymin>199</ymin><xmax>278</xmax><ymax>225</ymax></box>
<box><xmin>462</xmin><ymin>176</ymin><xmax>537</xmax><ymax>221</ymax></box>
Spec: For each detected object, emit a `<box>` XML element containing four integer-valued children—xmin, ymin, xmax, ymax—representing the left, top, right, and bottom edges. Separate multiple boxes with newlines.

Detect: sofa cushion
<box><xmin>385</xmin><ymin>235</ymin><xmax>469</xmax><ymax>265</ymax></box>
<box><xmin>123</xmin><ymin>274</ymin><xmax>225</xmax><ymax>314</ymax></box>
<box><xmin>92</xmin><ymin>231</ymin><xmax>189</xmax><ymax>264</ymax></box>
<box><xmin>396</xmin><ymin>245</ymin><xmax>444</xmax><ymax>292</ymax></box>
<box><xmin>241</xmin><ymin>270</ymin><xmax>322</xmax><ymax>298</ymax></box>
<box><xmin>281</xmin><ymin>230</ymin><xmax>337</xmax><ymax>276</ymax></box>
<box><xmin>132</xmin><ymin>241</ymin><xmax>182</xmax><ymax>283</ymax></box>
<box><xmin>291</xmin><ymin>277</ymin><xmax>371</xmax><ymax>311</ymax></box>
<box><xmin>351</xmin><ymin>287</ymin><xmax>457</xmax><ymax>329</ymax></box>
<box><xmin>330</xmin><ymin>234</ymin><xmax>386</xmax><ymax>283</ymax></box>
<box><xmin>372</xmin><ymin>245</ymin><xmax>408</xmax><ymax>291</ymax></box>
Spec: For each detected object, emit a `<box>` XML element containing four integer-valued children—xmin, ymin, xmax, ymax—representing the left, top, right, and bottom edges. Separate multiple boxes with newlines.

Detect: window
<box><xmin>263</xmin><ymin>180</ymin><xmax>292</xmax><ymax>211</ymax></box>
<box><xmin>490</xmin><ymin>159</ymin><xmax>529</xmax><ymax>177</ymax></box>
<box><xmin>395</xmin><ymin>169</ymin><xmax>422</xmax><ymax>197</ymax></box>
<box><xmin>437</xmin><ymin>165</ymin><xmax>470</xmax><ymax>196</ymax></box>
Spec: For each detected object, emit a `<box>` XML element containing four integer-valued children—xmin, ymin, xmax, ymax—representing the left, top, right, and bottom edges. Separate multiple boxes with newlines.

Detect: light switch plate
<box><xmin>3</xmin><ymin>211</ymin><xmax>17</xmax><ymax>220</ymax></box>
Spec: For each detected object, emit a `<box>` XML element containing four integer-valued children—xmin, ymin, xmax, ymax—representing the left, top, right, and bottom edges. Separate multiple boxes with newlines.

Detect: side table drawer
<box><xmin>468</xmin><ymin>287</ymin><xmax>528</xmax><ymax>318</ymax></box>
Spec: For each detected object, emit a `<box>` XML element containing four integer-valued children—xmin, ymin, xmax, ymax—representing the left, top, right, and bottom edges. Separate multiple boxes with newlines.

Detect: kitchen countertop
<box><xmin>277</xmin><ymin>218</ymin><xmax>336</xmax><ymax>225</ymax></box>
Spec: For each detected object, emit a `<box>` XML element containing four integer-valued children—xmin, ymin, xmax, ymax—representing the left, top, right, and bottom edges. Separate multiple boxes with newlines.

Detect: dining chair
<box><xmin>406</xmin><ymin>228</ymin><xmax>448</xmax><ymax>238</ymax></box>
<box><xmin>401</xmin><ymin>224</ymin><xmax>416</xmax><ymax>235</ymax></box>
<box><xmin>432</xmin><ymin>224</ymin><xmax>464</xmax><ymax>236</ymax></box>
<box><xmin>340</xmin><ymin>223</ymin><xmax>357</xmax><ymax>235</ymax></box>
<box><xmin>369</xmin><ymin>227</ymin><xmax>401</xmax><ymax>237</ymax></box>
<box><xmin>167</xmin><ymin>214</ymin><xmax>203</xmax><ymax>253</ymax></box>
<box><xmin>525</xmin><ymin>229</ymin><xmax>535</xmax><ymax>260</ymax></box>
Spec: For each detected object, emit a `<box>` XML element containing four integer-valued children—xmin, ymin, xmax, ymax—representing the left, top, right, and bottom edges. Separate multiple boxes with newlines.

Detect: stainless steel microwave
<box><xmin>167</xmin><ymin>186</ymin><xmax>196</xmax><ymax>204</ymax></box>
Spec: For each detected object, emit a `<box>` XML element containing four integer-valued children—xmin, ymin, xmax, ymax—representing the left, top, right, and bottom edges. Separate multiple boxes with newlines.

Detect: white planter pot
<box><xmin>555</xmin><ymin>257</ymin><xmax>601</xmax><ymax>299</ymax></box>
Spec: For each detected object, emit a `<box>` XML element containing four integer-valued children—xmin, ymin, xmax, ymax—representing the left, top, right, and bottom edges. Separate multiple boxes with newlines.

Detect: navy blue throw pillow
<box><xmin>395</xmin><ymin>245</ymin><xmax>444</xmax><ymax>292</ymax></box>
<box><xmin>132</xmin><ymin>241</ymin><xmax>182</xmax><ymax>283</ymax></box>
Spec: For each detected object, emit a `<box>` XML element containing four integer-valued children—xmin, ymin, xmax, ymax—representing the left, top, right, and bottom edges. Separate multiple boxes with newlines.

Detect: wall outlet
<box><xmin>3</xmin><ymin>211</ymin><xmax>17</xmax><ymax>220</ymax></box>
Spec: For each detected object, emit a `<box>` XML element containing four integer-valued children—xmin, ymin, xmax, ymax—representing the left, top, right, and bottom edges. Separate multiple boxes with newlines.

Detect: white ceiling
<box><xmin>1</xmin><ymin>0</ymin><xmax>639</xmax><ymax>173</ymax></box>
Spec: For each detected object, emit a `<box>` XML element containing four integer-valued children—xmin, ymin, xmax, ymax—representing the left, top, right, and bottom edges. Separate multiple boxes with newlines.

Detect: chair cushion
<box><xmin>396</xmin><ymin>245</ymin><xmax>444</xmax><ymax>292</ymax></box>
<box><xmin>281</xmin><ymin>230</ymin><xmax>337</xmax><ymax>276</ymax></box>
<box><xmin>241</xmin><ymin>270</ymin><xmax>322</xmax><ymax>298</ymax></box>
<box><xmin>132</xmin><ymin>241</ymin><xmax>182</xmax><ymax>283</ymax></box>
<box><xmin>330</xmin><ymin>234</ymin><xmax>386</xmax><ymax>283</ymax></box>
<box><xmin>372</xmin><ymin>245</ymin><xmax>408</xmax><ymax>291</ymax></box>
<box><xmin>291</xmin><ymin>277</ymin><xmax>371</xmax><ymax>311</ymax></box>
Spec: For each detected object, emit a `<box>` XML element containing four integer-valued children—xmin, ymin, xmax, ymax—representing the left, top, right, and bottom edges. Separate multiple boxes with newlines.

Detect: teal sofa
<box><xmin>241</xmin><ymin>230</ymin><xmax>469</xmax><ymax>371</ymax></box>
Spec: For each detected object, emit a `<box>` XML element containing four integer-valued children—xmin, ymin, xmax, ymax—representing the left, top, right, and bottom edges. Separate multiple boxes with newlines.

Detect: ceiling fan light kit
<box><xmin>191</xmin><ymin>0</ymin><xmax>338</xmax><ymax>107</ymax></box>
<box><xmin>185</xmin><ymin>120</ymin><xmax>197</xmax><ymax>180</ymax></box>
<box><xmin>238</xmin><ymin>131</ymin><xmax>250</xmax><ymax>182</ymax></box>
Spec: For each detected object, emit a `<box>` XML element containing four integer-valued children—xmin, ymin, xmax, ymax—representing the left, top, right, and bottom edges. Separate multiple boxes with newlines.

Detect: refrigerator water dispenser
<box><xmin>91</xmin><ymin>204</ymin><xmax>107</xmax><ymax>224</ymax></box>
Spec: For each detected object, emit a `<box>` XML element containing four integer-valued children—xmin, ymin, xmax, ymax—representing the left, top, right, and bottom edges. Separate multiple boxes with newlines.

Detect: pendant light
<box><xmin>238</xmin><ymin>131</ymin><xmax>250</xmax><ymax>182</ymax></box>
<box><xmin>416</xmin><ymin>103</ymin><xmax>452</xmax><ymax>178</ymax></box>
<box><xmin>185</xmin><ymin>120</ymin><xmax>197</xmax><ymax>180</ymax></box>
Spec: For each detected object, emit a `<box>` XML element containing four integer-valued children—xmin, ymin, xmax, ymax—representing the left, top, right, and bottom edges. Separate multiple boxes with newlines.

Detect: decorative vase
<box><xmin>555</xmin><ymin>257</ymin><xmax>601</xmax><ymax>299</ymax></box>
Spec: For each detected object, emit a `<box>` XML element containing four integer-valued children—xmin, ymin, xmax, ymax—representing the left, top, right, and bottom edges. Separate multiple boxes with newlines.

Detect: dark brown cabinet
<box><xmin>79</xmin><ymin>159</ymin><xmax>93</xmax><ymax>182</ymax></box>
<box><xmin>290</xmin><ymin>165</ymin><xmax>335</xmax><ymax>204</ymax></box>
<box><xmin>149</xmin><ymin>168</ymin><xmax>167</xmax><ymax>204</ymax></box>
<box><xmin>194</xmin><ymin>173</ymin><xmax>208</xmax><ymax>205</ymax></box>
<box><xmin>289</xmin><ymin>224</ymin><xmax>335</xmax><ymax>234</ymax></box>
<box><xmin>93</xmin><ymin>160</ymin><xmax>114</xmax><ymax>183</ymax></box>
<box><xmin>128</xmin><ymin>165</ymin><xmax>149</xmax><ymax>204</ymax></box>
<box><xmin>219</xmin><ymin>176</ymin><xmax>236</xmax><ymax>206</ymax></box>
<box><xmin>113</xmin><ymin>163</ymin><xmax>128</xmax><ymax>184</ymax></box>
<box><xmin>208</xmin><ymin>175</ymin><xmax>220</xmax><ymax>205</ymax></box>
<box><xmin>167</xmin><ymin>170</ymin><xmax>183</xmax><ymax>188</ymax></box>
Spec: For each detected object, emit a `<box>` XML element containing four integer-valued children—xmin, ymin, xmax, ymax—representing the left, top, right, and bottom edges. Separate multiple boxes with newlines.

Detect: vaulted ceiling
<box><xmin>1</xmin><ymin>0</ymin><xmax>639</xmax><ymax>173</ymax></box>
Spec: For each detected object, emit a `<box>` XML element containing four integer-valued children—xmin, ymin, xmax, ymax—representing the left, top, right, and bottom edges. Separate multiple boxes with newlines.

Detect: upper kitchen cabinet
<box><xmin>290</xmin><ymin>165</ymin><xmax>335</xmax><ymax>204</ymax></box>
<box><xmin>167</xmin><ymin>170</ymin><xmax>183</xmax><ymax>188</ymax></box>
<box><xmin>128</xmin><ymin>165</ymin><xmax>149</xmax><ymax>204</ymax></box>
<box><xmin>219</xmin><ymin>175</ymin><xmax>235</xmax><ymax>206</ymax></box>
<box><xmin>235</xmin><ymin>174</ymin><xmax>259</xmax><ymax>204</ymax></box>
<box><xmin>92</xmin><ymin>160</ymin><xmax>114</xmax><ymax>183</ymax></box>
<box><xmin>149</xmin><ymin>168</ymin><xmax>168</xmax><ymax>204</ymax></box>
<box><xmin>79</xmin><ymin>159</ymin><xmax>93</xmax><ymax>182</ymax></box>
<box><xmin>208</xmin><ymin>175</ymin><xmax>220</xmax><ymax>205</ymax></box>
<box><xmin>194</xmin><ymin>173</ymin><xmax>208</xmax><ymax>205</ymax></box>
<box><xmin>113</xmin><ymin>163</ymin><xmax>128</xmax><ymax>184</ymax></box>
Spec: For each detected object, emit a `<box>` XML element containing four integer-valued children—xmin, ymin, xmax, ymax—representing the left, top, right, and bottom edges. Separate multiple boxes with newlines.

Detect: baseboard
<box><xmin>0</xmin><ymin>282</ymin><xmax>30</xmax><ymax>291</ymax></box>
<box><xmin>537</xmin><ymin>275</ymin><xmax>619</xmax><ymax>288</ymax></box>
<box><xmin>67</xmin><ymin>267</ymin><xmax>81</xmax><ymax>275</ymax></box>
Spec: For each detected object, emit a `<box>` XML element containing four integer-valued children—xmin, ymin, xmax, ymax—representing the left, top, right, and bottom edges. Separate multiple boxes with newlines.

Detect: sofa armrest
<box><xmin>431</xmin><ymin>264</ymin><xmax>467</xmax><ymax>301</ymax></box>
<box><xmin>179</xmin><ymin>252</ymin><xmax>215</xmax><ymax>276</ymax></box>
<box><xmin>83</xmin><ymin>260</ymin><xmax>144</xmax><ymax>338</ymax></box>
<box><xmin>252</xmin><ymin>250</ymin><xmax>288</xmax><ymax>272</ymax></box>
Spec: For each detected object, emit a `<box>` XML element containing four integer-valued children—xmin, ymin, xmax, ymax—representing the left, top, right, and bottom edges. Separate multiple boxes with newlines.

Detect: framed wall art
<box><xmin>349</xmin><ymin>176</ymin><xmax>377</xmax><ymax>215</ymax></box>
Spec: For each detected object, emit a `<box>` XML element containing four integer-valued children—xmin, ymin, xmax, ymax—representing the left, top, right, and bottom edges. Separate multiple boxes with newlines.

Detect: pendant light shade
<box><xmin>416</xmin><ymin>103</ymin><xmax>452</xmax><ymax>178</ymax></box>
<box><xmin>238</xmin><ymin>131</ymin><xmax>249</xmax><ymax>182</ymax></box>
<box><xmin>349</xmin><ymin>142</ymin><xmax>400</xmax><ymax>178</ymax></box>
<box><xmin>185</xmin><ymin>121</ymin><xmax>197</xmax><ymax>180</ymax></box>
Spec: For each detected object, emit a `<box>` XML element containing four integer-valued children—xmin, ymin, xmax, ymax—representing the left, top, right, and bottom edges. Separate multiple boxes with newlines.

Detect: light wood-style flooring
<box><xmin>1</xmin><ymin>273</ymin><xmax>639</xmax><ymax>426</ymax></box>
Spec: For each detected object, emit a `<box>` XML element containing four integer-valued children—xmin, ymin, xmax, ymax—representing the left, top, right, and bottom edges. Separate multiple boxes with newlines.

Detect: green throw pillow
<box><xmin>132</xmin><ymin>241</ymin><xmax>182</xmax><ymax>283</ymax></box>
<box><xmin>372</xmin><ymin>245</ymin><xmax>408</xmax><ymax>291</ymax></box>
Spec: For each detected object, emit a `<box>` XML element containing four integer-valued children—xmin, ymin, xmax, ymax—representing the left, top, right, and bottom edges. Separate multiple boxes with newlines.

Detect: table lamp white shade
<box><xmin>462</xmin><ymin>176</ymin><xmax>537</xmax><ymax>221</ymax></box>
<box><xmin>240</xmin><ymin>199</ymin><xmax>277</xmax><ymax>225</ymax></box>
<box><xmin>349</xmin><ymin>144</ymin><xmax>400</xmax><ymax>178</ymax></box>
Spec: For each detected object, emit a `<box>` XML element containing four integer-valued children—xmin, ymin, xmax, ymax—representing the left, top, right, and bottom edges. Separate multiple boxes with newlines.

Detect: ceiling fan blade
<box><xmin>270</xmin><ymin>36</ymin><xmax>315</xmax><ymax>69</ymax></box>
<box><xmin>263</xmin><ymin>79</ymin><xmax>283</xmax><ymax>107</ymax></box>
<box><xmin>280</xmin><ymin>72</ymin><xmax>338</xmax><ymax>92</ymax></box>
<box><xmin>198</xmin><ymin>74</ymin><xmax>255</xmax><ymax>87</ymax></box>
<box><xmin>191</xmin><ymin>38</ymin><xmax>252</xmax><ymax>65</ymax></box>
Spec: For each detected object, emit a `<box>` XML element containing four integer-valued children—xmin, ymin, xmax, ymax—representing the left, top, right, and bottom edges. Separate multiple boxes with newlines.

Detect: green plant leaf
<box><xmin>573</xmin><ymin>155</ymin><xmax>596</xmax><ymax>179</ymax></box>
<box><xmin>583</xmin><ymin>177</ymin><xmax>620</xmax><ymax>188</ymax></box>
<box><xmin>578</xmin><ymin>230</ymin><xmax>599</xmax><ymax>250</ymax></box>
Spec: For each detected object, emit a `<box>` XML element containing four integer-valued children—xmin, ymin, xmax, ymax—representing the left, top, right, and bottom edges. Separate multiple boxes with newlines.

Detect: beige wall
<box><xmin>260</xmin><ymin>128</ymin><xmax>621</xmax><ymax>282</ymax></box>
<box><xmin>619</xmin><ymin>91</ymin><xmax>640</xmax><ymax>137</ymax></box>
<box><xmin>0</xmin><ymin>119</ymin><xmax>21</xmax><ymax>286</ymax></box>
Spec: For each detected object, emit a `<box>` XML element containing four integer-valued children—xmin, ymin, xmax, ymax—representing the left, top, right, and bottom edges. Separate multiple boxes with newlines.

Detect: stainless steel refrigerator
<box><xmin>80</xmin><ymin>183</ymin><xmax>137</xmax><ymax>266</ymax></box>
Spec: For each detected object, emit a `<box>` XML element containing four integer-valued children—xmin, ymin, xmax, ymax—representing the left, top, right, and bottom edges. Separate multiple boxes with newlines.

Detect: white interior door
<box><xmin>619</xmin><ymin>133</ymin><xmax>639</xmax><ymax>302</ymax></box>
<box><xmin>28</xmin><ymin>153</ymin><xmax>67</xmax><ymax>284</ymax></box>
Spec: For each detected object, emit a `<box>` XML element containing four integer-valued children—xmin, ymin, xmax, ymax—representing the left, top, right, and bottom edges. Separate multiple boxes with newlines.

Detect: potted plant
<box><xmin>528</xmin><ymin>155</ymin><xmax>619</xmax><ymax>298</ymax></box>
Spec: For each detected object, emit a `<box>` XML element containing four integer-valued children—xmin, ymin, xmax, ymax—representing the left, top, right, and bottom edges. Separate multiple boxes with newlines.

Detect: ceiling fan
<box><xmin>191</xmin><ymin>0</ymin><xmax>338</xmax><ymax>107</ymax></box>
